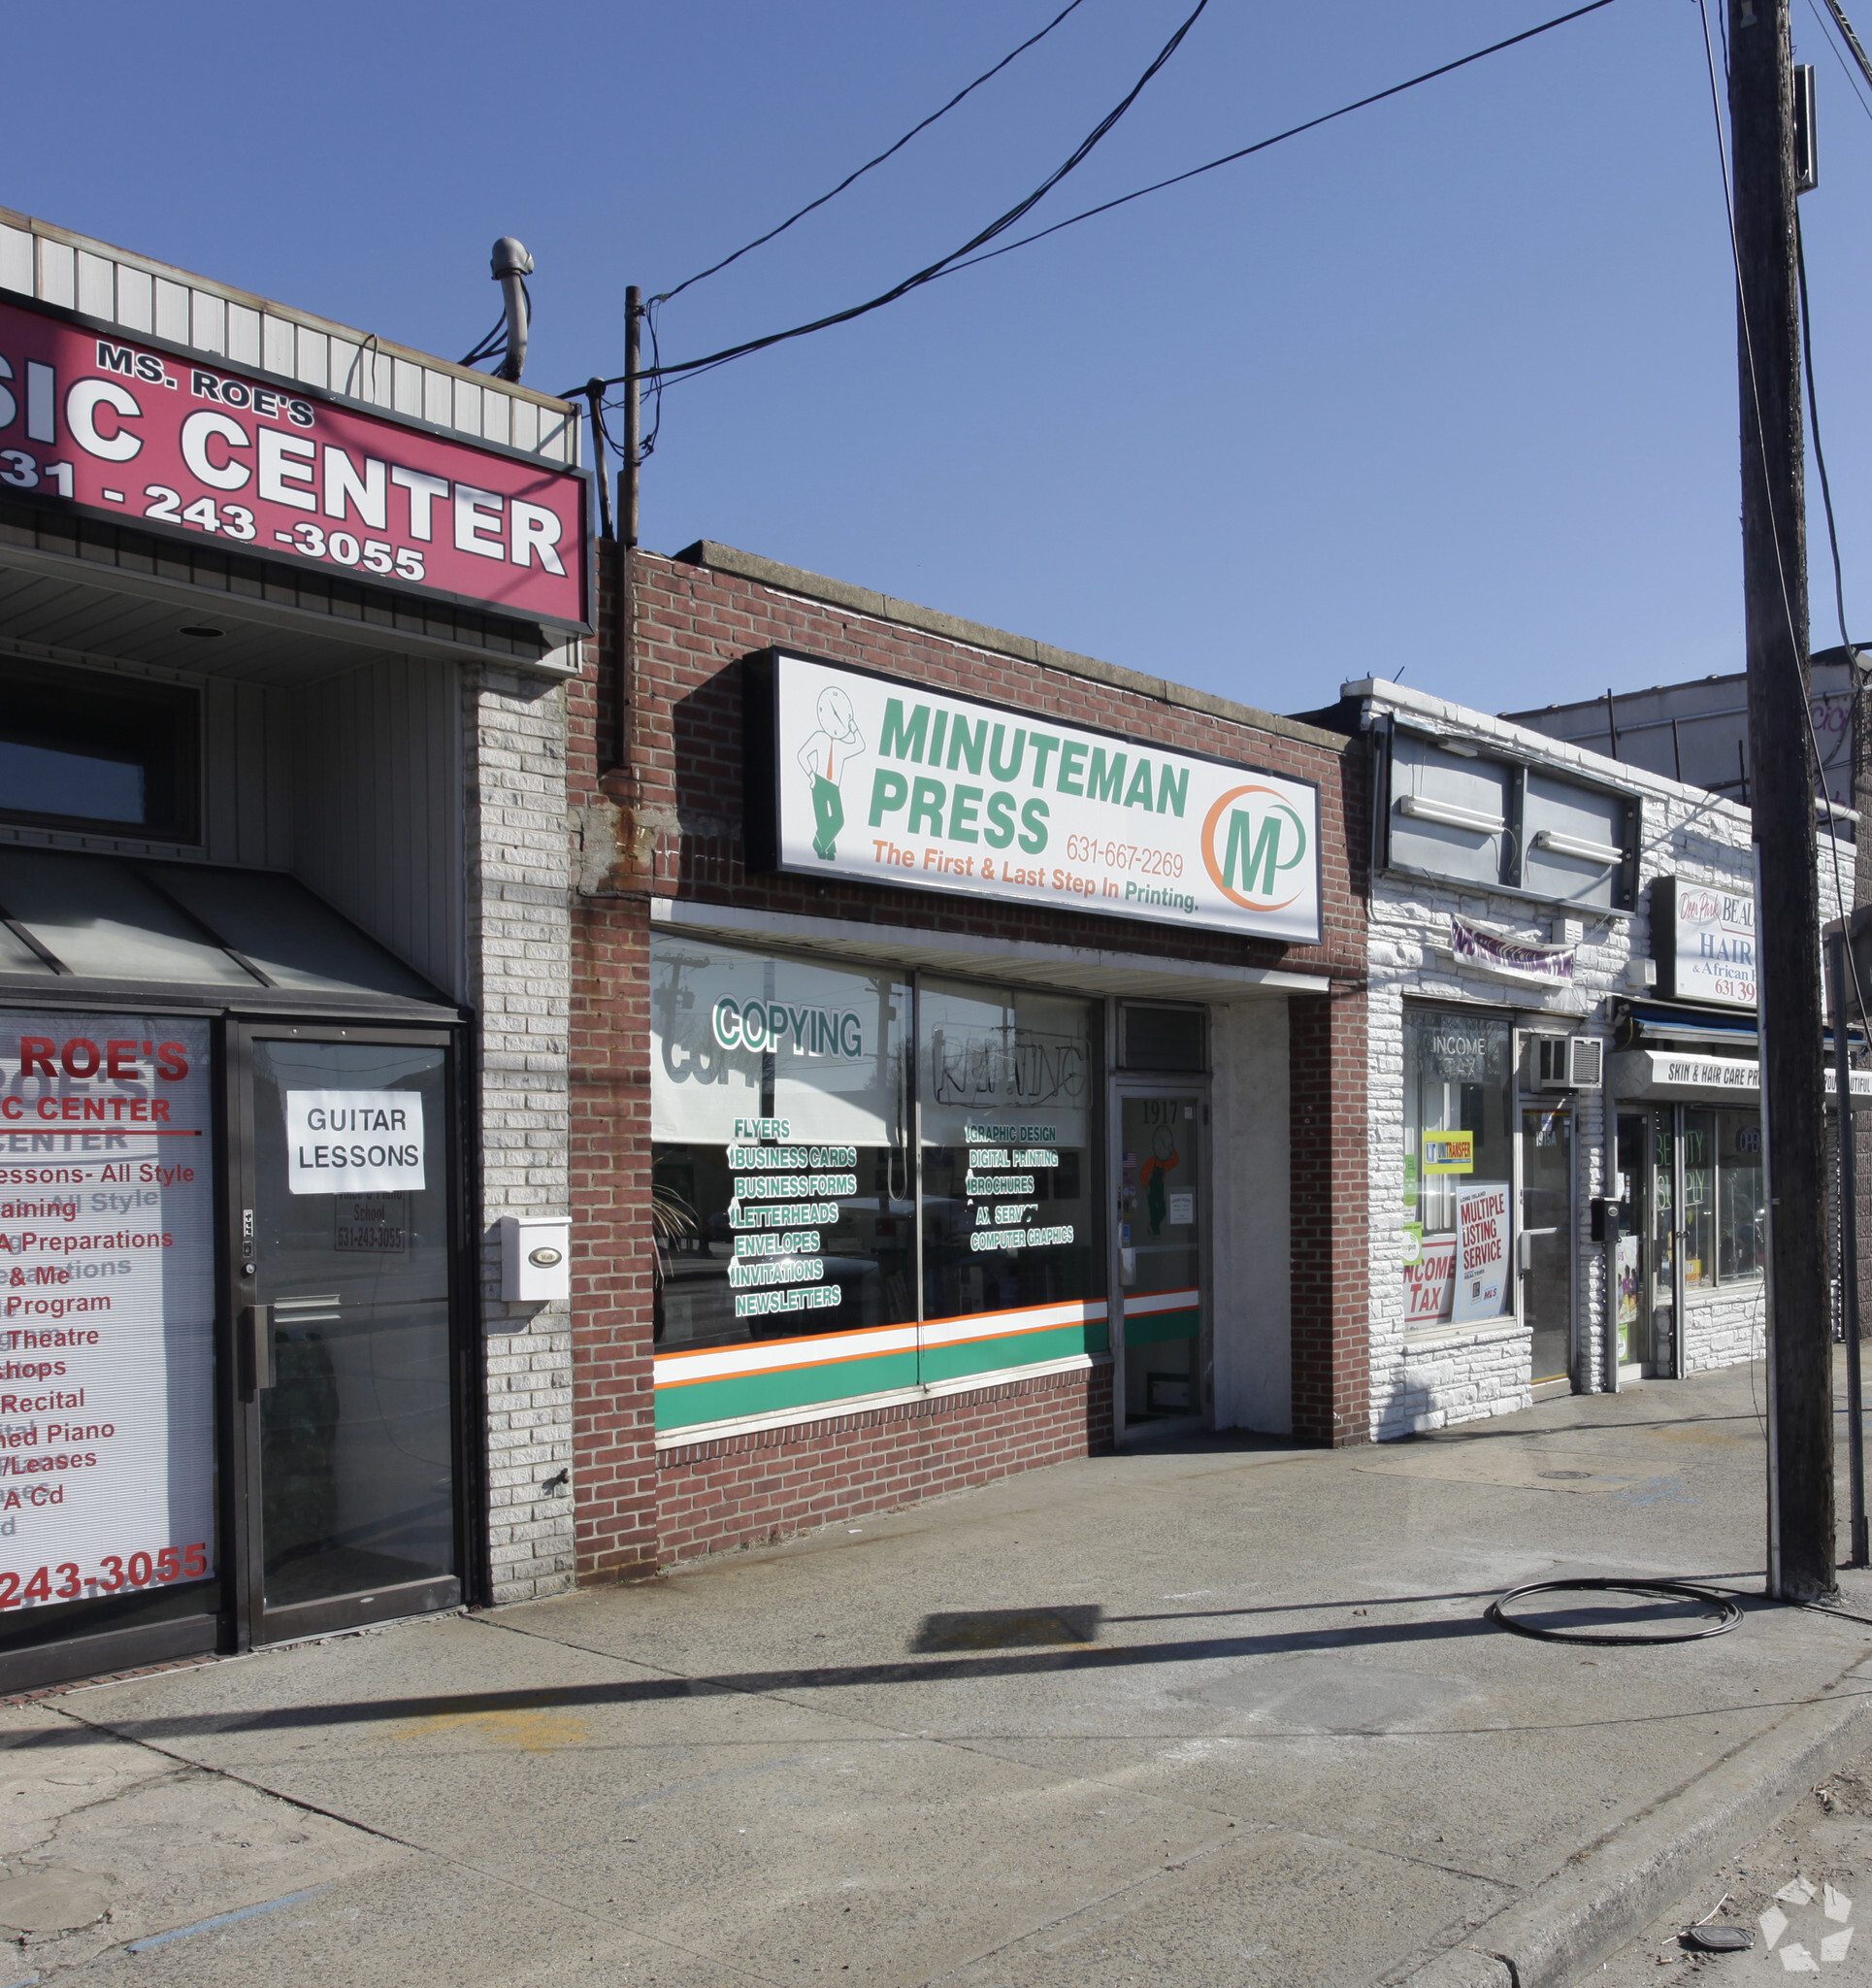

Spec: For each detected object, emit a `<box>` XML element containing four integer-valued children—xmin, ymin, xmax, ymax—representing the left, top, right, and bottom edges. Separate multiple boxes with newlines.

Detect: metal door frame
<box><xmin>1107</xmin><ymin>1075</ymin><xmax>1212</xmax><ymax>1441</ymax></box>
<box><xmin>224</xmin><ymin>1017</ymin><xmax>476</xmax><ymax>1650</ymax></box>
<box><xmin>1516</xmin><ymin>1095</ymin><xmax>1578</xmax><ymax>1389</ymax></box>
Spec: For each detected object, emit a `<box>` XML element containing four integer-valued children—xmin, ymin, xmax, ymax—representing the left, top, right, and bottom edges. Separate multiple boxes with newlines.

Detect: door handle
<box><xmin>242</xmin><ymin>1304</ymin><xmax>274</xmax><ymax>1395</ymax></box>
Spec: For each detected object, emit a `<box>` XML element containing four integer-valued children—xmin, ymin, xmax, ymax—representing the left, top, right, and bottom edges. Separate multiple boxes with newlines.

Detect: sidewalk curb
<box><xmin>1398</xmin><ymin>1654</ymin><xmax>1872</xmax><ymax>1988</ymax></box>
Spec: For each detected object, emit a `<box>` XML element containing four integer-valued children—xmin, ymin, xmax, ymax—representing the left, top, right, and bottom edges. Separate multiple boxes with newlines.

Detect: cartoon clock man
<box><xmin>797</xmin><ymin>683</ymin><xmax>865</xmax><ymax>861</ymax></box>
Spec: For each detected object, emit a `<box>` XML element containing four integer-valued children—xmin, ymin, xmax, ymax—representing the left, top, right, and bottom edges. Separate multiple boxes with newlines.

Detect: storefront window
<box><xmin>649</xmin><ymin>940</ymin><xmax>1110</xmax><ymax>1429</ymax></box>
<box><xmin>650</xmin><ymin>938</ymin><xmax>913</xmax><ymax>1351</ymax></box>
<box><xmin>918</xmin><ymin>979</ymin><xmax>1100</xmax><ymax>1325</ymax></box>
<box><xmin>1716</xmin><ymin>1110</ymin><xmax>1765</xmax><ymax>1279</ymax></box>
<box><xmin>1682</xmin><ymin>1110</ymin><xmax>1715</xmax><ymax>1291</ymax></box>
<box><xmin>1400</xmin><ymin>1007</ymin><xmax>1514</xmax><ymax>1326</ymax></box>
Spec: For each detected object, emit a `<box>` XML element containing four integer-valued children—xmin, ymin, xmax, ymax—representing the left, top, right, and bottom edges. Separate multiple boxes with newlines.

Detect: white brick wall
<box><xmin>461</xmin><ymin>665</ymin><xmax>576</xmax><ymax>1603</ymax></box>
<box><xmin>1357</xmin><ymin>681</ymin><xmax>1842</xmax><ymax>1441</ymax></box>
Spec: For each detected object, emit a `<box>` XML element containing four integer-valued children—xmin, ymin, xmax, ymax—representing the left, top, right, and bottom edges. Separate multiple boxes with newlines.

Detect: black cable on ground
<box><xmin>1488</xmin><ymin>1577</ymin><xmax>1743</xmax><ymax>1645</ymax></box>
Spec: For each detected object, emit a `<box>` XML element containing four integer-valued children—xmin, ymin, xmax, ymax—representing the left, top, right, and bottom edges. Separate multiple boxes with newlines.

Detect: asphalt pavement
<box><xmin>5</xmin><ymin>1358</ymin><xmax>1872</xmax><ymax>1988</ymax></box>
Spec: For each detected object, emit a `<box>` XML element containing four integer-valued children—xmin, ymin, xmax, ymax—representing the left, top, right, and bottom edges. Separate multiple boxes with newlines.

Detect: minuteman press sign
<box><xmin>0</xmin><ymin>294</ymin><xmax>588</xmax><ymax>628</ymax></box>
<box><xmin>753</xmin><ymin>652</ymin><xmax>1322</xmax><ymax>943</ymax></box>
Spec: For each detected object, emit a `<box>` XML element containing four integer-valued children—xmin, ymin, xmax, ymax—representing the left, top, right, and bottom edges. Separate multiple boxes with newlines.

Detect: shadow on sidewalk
<box><xmin>37</xmin><ymin>1588</ymin><xmax>1813</xmax><ymax>1749</ymax></box>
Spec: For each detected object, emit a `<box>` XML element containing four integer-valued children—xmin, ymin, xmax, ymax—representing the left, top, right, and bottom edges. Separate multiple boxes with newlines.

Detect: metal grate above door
<box><xmin>1119</xmin><ymin>1004</ymin><xmax>1206</xmax><ymax>1073</ymax></box>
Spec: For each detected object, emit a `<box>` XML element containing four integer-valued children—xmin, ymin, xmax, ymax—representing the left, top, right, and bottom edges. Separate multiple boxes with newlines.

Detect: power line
<box><xmin>610</xmin><ymin>0</ymin><xmax>1621</xmax><ymax>391</ymax></box>
<box><xmin>575</xmin><ymin>0</ymin><xmax>1209</xmax><ymax>394</ymax></box>
<box><xmin>936</xmin><ymin>0</ymin><xmax>1624</xmax><ymax>287</ymax></box>
<box><xmin>1798</xmin><ymin>220</ymin><xmax>1852</xmax><ymax>659</ymax></box>
<box><xmin>1806</xmin><ymin>0</ymin><xmax>1872</xmax><ymax>124</ymax></box>
<box><xmin>655</xmin><ymin>0</ymin><xmax>1093</xmax><ymax>308</ymax></box>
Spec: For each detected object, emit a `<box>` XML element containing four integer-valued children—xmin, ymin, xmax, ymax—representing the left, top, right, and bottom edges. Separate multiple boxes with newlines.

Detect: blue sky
<box><xmin>9</xmin><ymin>1</ymin><xmax>1871</xmax><ymax>716</ymax></box>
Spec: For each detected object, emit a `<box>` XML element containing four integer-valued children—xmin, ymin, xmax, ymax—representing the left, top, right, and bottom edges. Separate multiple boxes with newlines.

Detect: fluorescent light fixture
<box><xmin>1396</xmin><ymin>793</ymin><xmax>1504</xmax><ymax>835</ymax></box>
<box><xmin>1532</xmin><ymin>827</ymin><xmax>1624</xmax><ymax>866</ymax></box>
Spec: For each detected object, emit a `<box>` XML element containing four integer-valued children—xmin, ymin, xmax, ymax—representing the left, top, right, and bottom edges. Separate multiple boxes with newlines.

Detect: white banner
<box><xmin>0</xmin><ymin>1014</ymin><xmax>214</xmax><ymax>1606</ymax></box>
<box><xmin>1450</xmin><ymin>915</ymin><xmax>1576</xmax><ymax>984</ymax></box>
<box><xmin>766</xmin><ymin>652</ymin><xmax>1323</xmax><ymax>944</ymax></box>
<box><xmin>286</xmin><ymin>1090</ymin><xmax>426</xmax><ymax>1195</ymax></box>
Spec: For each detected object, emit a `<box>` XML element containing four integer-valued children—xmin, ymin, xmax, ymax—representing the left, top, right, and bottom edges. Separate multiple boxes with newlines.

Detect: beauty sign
<box><xmin>1653</xmin><ymin>876</ymin><xmax>1757</xmax><ymax>1010</ymax></box>
<box><xmin>750</xmin><ymin>651</ymin><xmax>1322</xmax><ymax>943</ymax></box>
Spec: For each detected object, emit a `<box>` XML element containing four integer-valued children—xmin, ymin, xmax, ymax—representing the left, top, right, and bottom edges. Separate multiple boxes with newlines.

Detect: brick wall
<box><xmin>1288</xmin><ymin>988</ymin><xmax>1371</xmax><ymax>1443</ymax></box>
<box><xmin>567</xmin><ymin>545</ymin><xmax>1368</xmax><ymax>1580</ymax></box>
<box><xmin>656</xmin><ymin>1364</ymin><xmax>1111</xmax><ymax>1567</ymax></box>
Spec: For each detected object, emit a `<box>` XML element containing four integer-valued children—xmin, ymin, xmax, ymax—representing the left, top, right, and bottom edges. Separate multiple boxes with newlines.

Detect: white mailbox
<box><xmin>501</xmin><ymin>1215</ymin><xmax>572</xmax><ymax>1302</ymax></box>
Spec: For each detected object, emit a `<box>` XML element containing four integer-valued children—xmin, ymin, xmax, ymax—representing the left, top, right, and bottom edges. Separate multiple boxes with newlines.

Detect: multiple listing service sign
<box><xmin>0</xmin><ymin>1016</ymin><xmax>214</xmax><ymax>1612</ymax></box>
<box><xmin>759</xmin><ymin>652</ymin><xmax>1322</xmax><ymax>943</ymax></box>
<box><xmin>0</xmin><ymin>296</ymin><xmax>588</xmax><ymax>628</ymax></box>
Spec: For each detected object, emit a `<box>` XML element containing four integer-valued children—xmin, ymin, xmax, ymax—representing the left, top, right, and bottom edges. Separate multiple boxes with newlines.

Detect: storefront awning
<box><xmin>0</xmin><ymin>848</ymin><xmax>446</xmax><ymax>1005</ymax></box>
<box><xmin>1608</xmin><ymin>1046</ymin><xmax>1872</xmax><ymax>1107</ymax></box>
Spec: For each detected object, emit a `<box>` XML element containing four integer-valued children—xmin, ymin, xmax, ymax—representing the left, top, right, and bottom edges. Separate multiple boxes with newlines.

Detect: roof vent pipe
<box><xmin>490</xmin><ymin>237</ymin><xmax>534</xmax><ymax>382</ymax></box>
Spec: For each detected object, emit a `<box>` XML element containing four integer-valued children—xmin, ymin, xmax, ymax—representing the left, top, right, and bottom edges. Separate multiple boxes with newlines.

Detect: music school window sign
<box><xmin>0</xmin><ymin>1015</ymin><xmax>215</xmax><ymax>1621</ymax></box>
<box><xmin>1399</xmin><ymin>1007</ymin><xmax>1514</xmax><ymax>1328</ymax></box>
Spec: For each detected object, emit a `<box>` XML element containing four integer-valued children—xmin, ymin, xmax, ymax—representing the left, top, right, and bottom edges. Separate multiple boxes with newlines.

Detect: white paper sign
<box><xmin>1167</xmin><ymin>1191</ymin><xmax>1195</xmax><ymax>1227</ymax></box>
<box><xmin>286</xmin><ymin>1090</ymin><xmax>426</xmax><ymax>1195</ymax></box>
<box><xmin>0</xmin><ymin>1013</ymin><xmax>215</xmax><ymax>1600</ymax></box>
<box><xmin>1452</xmin><ymin>1182</ymin><xmax>1511</xmax><ymax>1324</ymax></box>
<box><xmin>765</xmin><ymin>652</ymin><xmax>1323</xmax><ymax>944</ymax></box>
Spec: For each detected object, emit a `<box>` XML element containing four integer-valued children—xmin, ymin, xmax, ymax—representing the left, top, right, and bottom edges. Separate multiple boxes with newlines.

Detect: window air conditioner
<box><xmin>1531</xmin><ymin>1035</ymin><xmax>1604</xmax><ymax>1091</ymax></box>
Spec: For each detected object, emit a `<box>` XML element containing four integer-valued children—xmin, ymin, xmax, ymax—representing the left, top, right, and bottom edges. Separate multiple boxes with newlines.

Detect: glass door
<box><xmin>234</xmin><ymin>1027</ymin><xmax>463</xmax><ymax>1643</ymax></box>
<box><xmin>1521</xmin><ymin>1105</ymin><xmax>1573</xmax><ymax>1385</ymax></box>
<box><xmin>1115</xmin><ymin>1091</ymin><xmax>1205</xmax><ymax>1434</ymax></box>
<box><xmin>1614</xmin><ymin>1109</ymin><xmax>1676</xmax><ymax>1375</ymax></box>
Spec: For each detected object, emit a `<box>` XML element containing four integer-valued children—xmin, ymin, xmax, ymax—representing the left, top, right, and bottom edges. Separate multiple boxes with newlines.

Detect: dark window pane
<box><xmin>0</xmin><ymin>661</ymin><xmax>199</xmax><ymax>842</ymax></box>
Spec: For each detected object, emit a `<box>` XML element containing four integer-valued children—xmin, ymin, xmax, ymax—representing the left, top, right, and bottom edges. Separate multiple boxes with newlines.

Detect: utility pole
<box><xmin>1731</xmin><ymin>0</ymin><xmax>1836</xmax><ymax>1601</ymax></box>
<box><xmin>610</xmin><ymin>285</ymin><xmax>642</xmax><ymax>783</ymax></box>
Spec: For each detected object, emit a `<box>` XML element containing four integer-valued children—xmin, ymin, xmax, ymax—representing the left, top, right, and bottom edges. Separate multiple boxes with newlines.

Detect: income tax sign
<box><xmin>760</xmin><ymin>652</ymin><xmax>1322</xmax><ymax>943</ymax></box>
<box><xmin>0</xmin><ymin>295</ymin><xmax>589</xmax><ymax>628</ymax></box>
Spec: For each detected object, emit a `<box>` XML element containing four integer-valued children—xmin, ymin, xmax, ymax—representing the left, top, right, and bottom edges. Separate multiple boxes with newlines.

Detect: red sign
<box><xmin>1403</xmin><ymin>1238</ymin><xmax>1457</xmax><ymax>1324</ymax></box>
<box><xmin>0</xmin><ymin>296</ymin><xmax>588</xmax><ymax>629</ymax></box>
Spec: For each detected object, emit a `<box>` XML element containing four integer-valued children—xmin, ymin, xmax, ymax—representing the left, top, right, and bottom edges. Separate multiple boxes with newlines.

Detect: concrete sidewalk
<box><xmin>6</xmin><ymin>1362</ymin><xmax>1872</xmax><ymax>1988</ymax></box>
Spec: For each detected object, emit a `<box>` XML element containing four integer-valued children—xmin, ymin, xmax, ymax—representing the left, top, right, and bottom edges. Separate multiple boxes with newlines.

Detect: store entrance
<box><xmin>1521</xmin><ymin>1105</ymin><xmax>1574</xmax><ymax>1385</ymax></box>
<box><xmin>1115</xmin><ymin>1090</ymin><xmax>1206</xmax><ymax>1434</ymax></box>
<box><xmin>1615</xmin><ymin>1110</ymin><xmax>1676</xmax><ymax>1375</ymax></box>
<box><xmin>235</xmin><ymin>1026</ymin><xmax>464</xmax><ymax>1646</ymax></box>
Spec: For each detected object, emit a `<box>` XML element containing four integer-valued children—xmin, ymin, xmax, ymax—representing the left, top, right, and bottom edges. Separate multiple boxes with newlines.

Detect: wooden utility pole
<box><xmin>1731</xmin><ymin>0</ymin><xmax>1836</xmax><ymax>1601</ymax></box>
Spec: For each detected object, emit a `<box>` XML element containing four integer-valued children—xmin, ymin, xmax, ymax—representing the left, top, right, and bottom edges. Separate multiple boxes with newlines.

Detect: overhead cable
<box><xmin>1807</xmin><ymin>0</ymin><xmax>1872</xmax><ymax>123</ymax></box>
<box><xmin>623</xmin><ymin>0</ymin><xmax>1620</xmax><ymax>390</ymax></box>
<box><xmin>655</xmin><ymin>0</ymin><xmax>1093</xmax><ymax>308</ymax></box>
<box><xmin>577</xmin><ymin>0</ymin><xmax>1209</xmax><ymax>393</ymax></box>
<box><xmin>935</xmin><ymin>0</ymin><xmax>1624</xmax><ymax>287</ymax></box>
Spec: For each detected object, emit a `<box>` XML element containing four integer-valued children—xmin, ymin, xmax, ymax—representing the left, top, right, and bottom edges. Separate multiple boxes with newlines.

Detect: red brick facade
<box><xmin>567</xmin><ymin>543</ymin><xmax>1369</xmax><ymax>1579</ymax></box>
